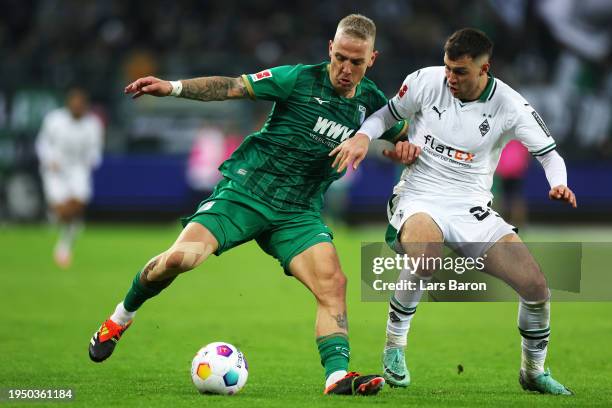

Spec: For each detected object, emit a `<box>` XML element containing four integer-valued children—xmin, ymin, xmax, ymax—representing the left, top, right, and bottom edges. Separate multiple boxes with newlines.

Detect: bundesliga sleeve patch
<box><xmin>398</xmin><ymin>84</ymin><xmax>408</xmax><ymax>98</ymax></box>
<box><xmin>251</xmin><ymin>70</ymin><xmax>272</xmax><ymax>82</ymax></box>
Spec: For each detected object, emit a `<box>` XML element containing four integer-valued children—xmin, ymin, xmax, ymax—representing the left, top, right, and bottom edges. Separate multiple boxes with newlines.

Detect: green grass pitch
<box><xmin>1</xmin><ymin>223</ymin><xmax>611</xmax><ymax>407</ymax></box>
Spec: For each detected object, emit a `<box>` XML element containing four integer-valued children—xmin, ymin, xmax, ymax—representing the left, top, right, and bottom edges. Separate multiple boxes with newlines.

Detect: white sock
<box><xmin>110</xmin><ymin>302</ymin><xmax>136</xmax><ymax>326</ymax></box>
<box><xmin>385</xmin><ymin>268</ymin><xmax>428</xmax><ymax>349</ymax></box>
<box><xmin>57</xmin><ymin>220</ymin><xmax>82</xmax><ymax>251</ymax></box>
<box><xmin>325</xmin><ymin>370</ymin><xmax>347</xmax><ymax>388</ymax></box>
<box><xmin>518</xmin><ymin>292</ymin><xmax>550</xmax><ymax>377</ymax></box>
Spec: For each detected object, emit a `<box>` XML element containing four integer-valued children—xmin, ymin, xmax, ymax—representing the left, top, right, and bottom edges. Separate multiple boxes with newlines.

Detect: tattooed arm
<box><xmin>124</xmin><ymin>75</ymin><xmax>249</xmax><ymax>101</ymax></box>
<box><xmin>181</xmin><ymin>76</ymin><xmax>248</xmax><ymax>101</ymax></box>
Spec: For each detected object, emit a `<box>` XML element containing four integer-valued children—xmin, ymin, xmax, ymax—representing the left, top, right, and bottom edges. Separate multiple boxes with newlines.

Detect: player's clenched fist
<box><xmin>549</xmin><ymin>185</ymin><xmax>577</xmax><ymax>208</ymax></box>
<box><xmin>124</xmin><ymin>76</ymin><xmax>173</xmax><ymax>99</ymax></box>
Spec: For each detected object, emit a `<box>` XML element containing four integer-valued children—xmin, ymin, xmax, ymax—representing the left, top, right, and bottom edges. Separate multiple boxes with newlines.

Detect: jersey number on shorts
<box><xmin>469</xmin><ymin>206</ymin><xmax>491</xmax><ymax>221</ymax></box>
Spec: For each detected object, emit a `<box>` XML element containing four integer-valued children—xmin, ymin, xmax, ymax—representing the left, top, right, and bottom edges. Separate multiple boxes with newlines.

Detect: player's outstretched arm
<box><xmin>124</xmin><ymin>76</ymin><xmax>249</xmax><ymax>101</ymax></box>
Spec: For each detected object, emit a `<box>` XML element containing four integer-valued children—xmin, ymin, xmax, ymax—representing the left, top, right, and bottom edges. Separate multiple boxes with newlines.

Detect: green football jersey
<box><xmin>219</xmin><ymin>62</ymin><xmax>406</xmax><ymax>211</ymax></box>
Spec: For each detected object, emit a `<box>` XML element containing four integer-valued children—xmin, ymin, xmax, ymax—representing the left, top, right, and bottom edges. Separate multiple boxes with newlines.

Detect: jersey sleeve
<box><xmin>387</xmin><ymin>69</ymin><xmax>424</xmax><ymax>121</ymax></box>
<box><xmin>379</xmin><ymin>120</ymin><xmax>408</xmax><ymax>143</ymax></box>
<box><xmin>370</xmin><ymin>88</ymin><xmax>408</xmax><ymax>143</ymax></box>
<box><xmin>511</xmin><ymin>102</ymin><xmax>557</xmax><ymax>157</ymax></box>
<box><xmin>241</xmin><ymin>65</ymin><xmax>301</xmax><ymax>102</ymax></box>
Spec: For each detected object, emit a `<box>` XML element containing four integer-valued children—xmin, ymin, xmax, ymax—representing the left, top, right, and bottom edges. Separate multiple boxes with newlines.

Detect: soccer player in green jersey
<box><xmin>88</xmin><ymin>14</ymin><xmax>407</xmax><ymax>396</ymax></box>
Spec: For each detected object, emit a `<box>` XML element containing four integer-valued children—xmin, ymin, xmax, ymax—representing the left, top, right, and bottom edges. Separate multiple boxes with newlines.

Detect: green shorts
<box><xmin>181</xmin><ymin>178</ymin><xmax>333</xmax><ymax>275</ymax></box>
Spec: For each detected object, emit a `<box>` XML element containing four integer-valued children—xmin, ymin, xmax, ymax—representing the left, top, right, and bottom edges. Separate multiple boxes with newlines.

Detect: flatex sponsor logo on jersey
<box><xmin>310</xmin><ymin>116</ymin><xmax>355</xmax><ymax>147</ymax></box>
<box><xmin>423</xmin><ymin>134</ymin><xmax>475</xmax><ymax>167</ymax></box>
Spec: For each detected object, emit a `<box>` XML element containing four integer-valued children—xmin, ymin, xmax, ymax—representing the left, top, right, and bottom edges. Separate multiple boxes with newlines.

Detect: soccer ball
<box><xmin>191</xmin><ymin>342</ymin><xmax>248</xmax><ymax>395</ymax></box>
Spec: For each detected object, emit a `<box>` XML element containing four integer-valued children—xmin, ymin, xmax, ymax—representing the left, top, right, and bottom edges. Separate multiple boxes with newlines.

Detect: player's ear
<box><xmin>328</xmin><ymin>40</ymin><xmax>334</xmax><ymax>58</ymax></box>
<box><xmin>479</xmin><ymin>58</ymin><xmax>490</xmax><ymax>76</ymax></box>
<box><xmin>368</xmin><ymin>50</ymin><xmax>379</xmax><ymax>67</ymax></box>
<box><xmin>481</xmin><ymin>63</ymin><xmax>490</xmax><ymax>75</ymax></box>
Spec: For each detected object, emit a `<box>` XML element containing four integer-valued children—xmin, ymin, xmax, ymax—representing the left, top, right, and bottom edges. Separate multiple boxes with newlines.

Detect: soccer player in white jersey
<box><xmin>36</xmin><ymin>88</ymin><xmax>104</xmax><ymax>268</ymax></box>
<box><xmin>330</xmin><ymin>28</ymin><xmax>576</xmax><ymax>395</ymax></box>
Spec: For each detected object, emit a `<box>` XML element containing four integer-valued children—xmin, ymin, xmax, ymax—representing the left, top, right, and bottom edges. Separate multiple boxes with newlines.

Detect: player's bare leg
<box><xmin>483</xmin><ymin>234</ymin><xmax>548</xmax><ymax>301</ymax></box>
<box><xmin>290</xmin><ymin>243</ymin><xmax>384</xmax><ymax>396</ymax></box>
<box><xmin>383</xmin><ymin>213</ymin><xmax>444</xmax><ymax>387</ymax></box>
<box><xmin>89</xmin><ymin>222</ymin><xmax>217</xmax><ymax>362</ymax></box>
<box><xmin>290</xmin><ymin>243</ymin><xmax>348</xmax><ymax>338</ymax></box>
<box><xmin>483</xmin><ymin>233</ymin><xmax>573</xmax><ymax>395</ymax></box>
<box><xmin>51</xmin><ymin>199</ymin><xmax>85</xmax><ymax>268</ymax></box>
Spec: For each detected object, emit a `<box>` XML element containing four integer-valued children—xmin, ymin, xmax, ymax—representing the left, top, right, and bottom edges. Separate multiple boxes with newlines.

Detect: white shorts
<box><xmin>387</xmin><ymin>193</ymin><xmax>516</xmax><ymax>258</ymax></box>
<box><xmin>41</xmin><ymin>167</ymin><xmax>92</xmax><ymax>206</ymax></box>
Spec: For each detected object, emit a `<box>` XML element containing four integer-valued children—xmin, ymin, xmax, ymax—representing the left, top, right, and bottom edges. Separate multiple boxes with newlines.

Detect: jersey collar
<box><xmin>457</xmin><ymin>74</ymin><xmax>496</xmax><ymax>106</ymax></box>
<box><xmin>477</xmin><ymin>74</ymin><xmax>496</xmax><ymax>102</ymax></box>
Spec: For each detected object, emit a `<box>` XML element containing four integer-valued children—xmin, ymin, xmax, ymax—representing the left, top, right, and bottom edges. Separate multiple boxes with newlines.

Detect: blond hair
<box><xmin>336</xmin><ymin>14</ymin><xmax>376</xmax><ymax>43</ymax></box>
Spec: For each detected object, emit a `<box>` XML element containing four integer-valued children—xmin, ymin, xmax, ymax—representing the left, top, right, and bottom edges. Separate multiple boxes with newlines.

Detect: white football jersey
<box><xmin>388</xmin><ymin>66</ymin><xmax>556</xmax><ymax>201</ymax></box>
<box><xmin>36</xmin><ymin>108</ymin><xmax>104</xmax><ymax>171</ymax></box>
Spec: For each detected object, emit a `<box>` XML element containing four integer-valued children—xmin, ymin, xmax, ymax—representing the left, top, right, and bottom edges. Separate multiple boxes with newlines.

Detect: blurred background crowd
<box><xmin>1</xmin><ymin>0</ymin><xmax>611</xmax><ymax>223</ymax></box>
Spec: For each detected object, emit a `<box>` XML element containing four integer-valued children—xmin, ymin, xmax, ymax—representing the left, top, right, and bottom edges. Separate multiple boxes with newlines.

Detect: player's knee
<box><xmin>530</xmin><ymin>277</ymin><xmax>548</xmax><ymax>300</ymax></box>
<box><xmin>164</xmin><ymin>250</ymin><xmax>204</xmax><ymax>273</ymax></box>
<box><xmin>314</xmin><ymin>267</ymin><xmax>347</xmax><ymax>304</ymax></box>
<box><xmin>53</xmin><ymin>204</ymin><xmax>70</xmax><ymax>221</ymax></box>
<box><xmin>416</xmin><ymin>262</ymin><xmax>437</xmax><ymax>278</ymax></box>
<box><xmin>334</xmin><ymin>270</ymin><xmax>348</xmax><ymax>293</ymax></box>
<box><xmin>163</xmin><ymin>241</ymin><xmax>213</xmax><ymax>273</ymax></box>
<box><xmin>163</xmin><ymin>251</ymin><xmax>191</xmax><ymax>272</ymax></box>
<box><xmin>521</xmin><ymin>266</ymin><xmax>549</xmax><ymax>301</ymax></box>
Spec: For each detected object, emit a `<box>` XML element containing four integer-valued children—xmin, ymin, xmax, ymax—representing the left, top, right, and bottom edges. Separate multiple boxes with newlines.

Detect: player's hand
<box><xmin>549</xmin><ymin>185</ymin><xmax>577</xmax><ymax>208</ymax></box>
<box><xmin>383</xmin><ymin>141</ymin><xmax>421</xmax><ymax>165</ymax></box>
<box><xmin>124</xmin><ymin>76</ymin><xmax>173</xmax><ymax>99</ymax></box>
<box><xmin>329</xmin><ymin>133</ymin><xmax>370</xmax><ymax>172</ymax></box>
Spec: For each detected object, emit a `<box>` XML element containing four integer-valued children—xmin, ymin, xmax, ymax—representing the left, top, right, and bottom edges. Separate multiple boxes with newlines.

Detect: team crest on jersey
<box><xmin>398</xmin><ymin>84</ymin><xmax>408</xmax><ymax>98</ymax></box>
<box><xmin>251</xmin><ymin>70</ymin><xmax>272</xmax><ymax>82</ymax></box>
<box><xmin>358</xmin><ymin>105</ymin><xmax>367</xmax><ymax>124</ymax></box>
<box><xmin>479</xmin><ymin>119</ymin><xmax>490</xmax><ymax>137</ymax></box>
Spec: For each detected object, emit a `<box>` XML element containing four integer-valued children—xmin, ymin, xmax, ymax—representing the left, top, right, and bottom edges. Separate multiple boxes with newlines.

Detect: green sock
<box><xmin>123</xmin><ymin>270</ymin><xmax>174</xmax><ymax>312</ymax></box>
<box><xmin>317</xmin><ymin>333</ymin><xmax>350</xmax><ymax>378</ymax></box>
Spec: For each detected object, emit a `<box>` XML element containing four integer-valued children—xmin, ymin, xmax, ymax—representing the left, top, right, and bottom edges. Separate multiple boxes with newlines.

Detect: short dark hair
<box><xmin>444</xmin><ymin>28</ymin><xmax>493</xmax><ymax>60</ymax></box>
